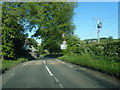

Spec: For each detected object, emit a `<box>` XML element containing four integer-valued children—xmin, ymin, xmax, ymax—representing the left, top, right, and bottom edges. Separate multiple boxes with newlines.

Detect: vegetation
<box><xmin>1</xmin><ymin>2</ymin><xmax>119</xmax><ymax>79</ymax></box>
<box><xmin>1</xmin><ymin>2</ymin><xmax>77</xmax><ymax>72</ymax></box>
<box><xmin>2</xmin><ymin>2</ymin><xmax>37</xmax><ymax>59</ymax></box>
<box><xmin>58</xmin><ymin>36</ymin><xmax>120</xmax><ymax>78</ymax></box>
<box><xmin>1</xmin><ymin>2</ymin><xmax>77</xmax><ymax>59</ymax></box>
<box><xmin>27</xmin><ymin>38</ymin><xmax>38</xmax><ymax>49</ymax></box>
<box><xmin>33</xmin><ymin>2</ymin><xmax>77</xmax><ymax>54</ymax></box>
<box><xmin>1</xmin><ymin>58</ymin><xmax>28</xmax><ymax>72</ymax></box>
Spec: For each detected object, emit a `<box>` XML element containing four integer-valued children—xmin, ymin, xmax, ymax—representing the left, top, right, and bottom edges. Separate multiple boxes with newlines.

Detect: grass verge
<box><xmin>58</xmin><ymin>54</ymin><xmax>120</xmax><ymax>79</ymax></box>
<box><xmin>0</xmin><ymin>58</ymin><xmax>28</xmax><ymax>73</ymax></box>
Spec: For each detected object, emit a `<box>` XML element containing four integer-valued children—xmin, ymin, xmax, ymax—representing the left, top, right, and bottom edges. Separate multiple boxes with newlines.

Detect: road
<box><xmin>2</xmin><ymin>58</ymin><xmax>120</xmax><ymax>88</ymax></box>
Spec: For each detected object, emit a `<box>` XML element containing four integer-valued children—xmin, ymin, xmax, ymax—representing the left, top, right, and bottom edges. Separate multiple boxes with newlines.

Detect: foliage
<box><xmin>33</xmin><ymin>2</ymin><xmax>77</xmax><ymax>54</ymax></box>
<box><xmin>38</xmin><ymin>44</ymin><xmax>45</xmax><ymax>55</ymax></box>
<box><xmin>59</xmin><ymin>38</ymin><xmax>119</xmax><ymax>78</ymax></box>
<box><xmin>1</xmin><ymin>2</ymin><xmax>43</xmax><ymax>59</ymax></box>
<box><xmin>63</xmin><ymin>35</ymin><xmax>119</xmax><ymax>62</ymax></box>
<box><xmin>85</xmin><ymin>40</ymin><xmax>120</xmax><ymax>62</ymax></box>
<box><xmin>1</xmin><ymin>58</ymin><xmax>28</xmax><ymax>70</ymax></box>
<box><xmin>27</xmin><ymin>38</ymin><xmax>38</xmax><ymax>49</ymax></box>
<box><xmin>2</xmin><ymin>2</ymin><xmax>77</xmax><ymax>59</ymax></box>
<box><xmin>63</xmin><ymin>35</ymin><xmax>86</xmax><ymax>54</ymax></box>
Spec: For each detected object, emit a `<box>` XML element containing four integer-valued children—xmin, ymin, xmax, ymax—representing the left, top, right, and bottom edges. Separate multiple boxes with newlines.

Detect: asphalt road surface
<box><xmin>2</xmin><ymin>58</ymin><xmax>120</xmax><ymax>88</ymax></box>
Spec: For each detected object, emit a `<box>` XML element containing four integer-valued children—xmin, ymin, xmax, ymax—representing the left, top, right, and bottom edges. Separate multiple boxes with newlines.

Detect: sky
<box><xmin>73</xmin><ymin>2</ymin><xmax>118</xmax><ymax>40</ymax></box>
<box><xmin>28</xmin><ymin>2</ymin><xmax>118</xmax><ymax>43</ymax></box>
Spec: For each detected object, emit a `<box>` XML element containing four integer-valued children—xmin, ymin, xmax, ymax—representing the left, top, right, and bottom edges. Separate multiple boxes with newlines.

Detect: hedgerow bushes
<box><xmin>65</xmin><ymin>39</ymin><xmax>119</xmax><ymax>62</ymax></box>
<box><xmin>85</xmin><ymin>40</ymin><xmax>120</xmax><ymax>62</ymax></box>
<box><xmin>58</xmin><ymin>39</ymin><xmax>120</xmax><ymax>78</ymax></box>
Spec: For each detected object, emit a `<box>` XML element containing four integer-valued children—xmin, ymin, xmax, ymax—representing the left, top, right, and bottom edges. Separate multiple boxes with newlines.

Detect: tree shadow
<box><xmin>44</xmin><ymin>54</ymin><xmax>63</xmax><ymax>58</ymax></box>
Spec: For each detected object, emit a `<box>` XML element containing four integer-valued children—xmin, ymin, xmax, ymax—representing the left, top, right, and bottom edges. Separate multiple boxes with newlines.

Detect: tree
<box><xmin>27</xmin><ymin>38</ymin><xmax>38</xmax><ymax>49</ymax></box>
<box><xmin>2</xmin><ymin>2</ymin><xmax>77</xmax><ymax>59</ymax></box>
<box><xmin>2</xmin><ymin>2</ymin><xmax>42</xmax><ymax>59</ymax></box>
<box><xmin>63</xmin><ymin>35</ymin><xmax>86</xmax><ymax>54</ymax></box>
<box><xmin>2</xmin><ymin>2</ymin><xmax>26</xmax><ymax>59</ymax></box>
<box><xmin>33</xmin><ymin>2</ymin><xmax>77</xmax><ymax>54</ymax></box>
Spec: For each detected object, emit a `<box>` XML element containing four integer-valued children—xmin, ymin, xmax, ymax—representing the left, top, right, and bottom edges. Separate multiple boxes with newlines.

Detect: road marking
<box><xmin>56</xmin><ymin>59</ymin><xmax>73</xmax><ymax>68</ymax></box>
<box><xmin>22</xmin><ymin>62</ymin><xmax>30</xmax><ymax>66</ymax></box>
<box><xmin>3</xmin><ymin>81</ymin><xmax>7</xmax><ymax>86</ymax></box>
<box><xmin>59</xmin><ymin>83</ymin><xmax>63</xmax><ymax>88</ymax></box>
<box><xmin>54</xmin><ymin>76</ymin><xmax>63</xmax><ymax>88</ymax></box>
<box><xmin>54</xmin><ymin>77</ymin><xmax>59</xmax><ymax>84</ymax></box>
<box><xmin>3</xmin><ymin>73</ymin><xmax>15</xmax><ymax>86</ymax></box>
<box><xmin>43</xmin><ymin>60</ymin><xmax>45</xmax><ymax>64</ymax></box>
<box><xmin>45</xmin><ymin>66</ymin><xmax>53</xmax><ymax>76</ymax></box>
<box><xmin>9</xmin><ymin>73</ymin><xmax>15</xmax><ymax>79</ymax></box>
<box><xmin>56</xmin><ymin>59</ymin><xmax>65</xmax><ymax>64</ymax></box>
<box><xmin>45</xmin><ymin>64</ymin><xmax>64</xmax><ymax>88</ymax></box>
<box><xmin>67</xmin><ymin>65</ymin><xmax>73</xmax><ymax>68</ymax></box>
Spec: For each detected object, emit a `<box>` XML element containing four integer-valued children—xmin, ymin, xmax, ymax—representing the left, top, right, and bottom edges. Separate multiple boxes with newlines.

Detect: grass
<box><xmin>0</xmin><ymin>58</ymin><xmax>28</xmax><ymax>72</ymax></box>
<box><xmin>58</xmin><ymin>54</ymin><xmax>120</xmax><ymax>78</ymax></box>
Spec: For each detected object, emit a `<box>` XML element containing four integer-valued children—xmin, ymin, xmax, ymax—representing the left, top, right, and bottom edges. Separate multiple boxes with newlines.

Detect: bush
<box><xmin>1</xmin><ymin>58</ymin><xmax>28</xmax><ymax>72</ymax></box>
<box><xmin>86</xmin><ymin>41</ymin><xmax>120</xmax><ymax>62</ymax></box>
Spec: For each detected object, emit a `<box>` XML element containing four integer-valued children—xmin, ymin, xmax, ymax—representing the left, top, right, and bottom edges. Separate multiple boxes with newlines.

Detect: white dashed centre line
<box><xmin>45</xmin><ymin>66</ymin><xmax>53</xmax><ymax>76</ymax></box>
<box><xmin>59</xmin><ymin>83</ymin><xmax>63</xmax><ymax>88</ymax></box>
<box><xmin>54</xmin><ymin>77</ymin><xmax>59</xmax><ymax>83</ymax></box>
<box><xmin>43</xmin><ymin>60</ymin><xmax>45</xmax><ymax>64</ymax></box>
<box><xmin>54</xmin><ymin>76</ymin><xmax>63</xmax><ymax>88</ymax></box>
<box><xmin>45</xmin><ymin>60</ymin><xmax>64</xmax><ymax>88</ymax></box>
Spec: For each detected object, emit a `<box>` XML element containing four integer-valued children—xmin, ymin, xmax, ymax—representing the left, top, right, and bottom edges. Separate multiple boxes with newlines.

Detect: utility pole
<box><xmin>97</xmin><ymin>18</ymin><xmax>102</xmax><ymax>43</ymax></box>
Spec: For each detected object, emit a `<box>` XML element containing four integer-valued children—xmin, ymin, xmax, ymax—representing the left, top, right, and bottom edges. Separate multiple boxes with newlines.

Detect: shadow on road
<box><xmin>44</xmin><ymin>54</ymin><xmax>63</xmax><ymax>58</ymax></box>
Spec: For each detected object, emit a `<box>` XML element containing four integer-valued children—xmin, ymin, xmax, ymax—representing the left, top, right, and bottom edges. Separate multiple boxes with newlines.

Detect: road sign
<box><xmin>61</xmin><ymin>41</ymin><xmax>67</xmax><ymax>49</ymax></box>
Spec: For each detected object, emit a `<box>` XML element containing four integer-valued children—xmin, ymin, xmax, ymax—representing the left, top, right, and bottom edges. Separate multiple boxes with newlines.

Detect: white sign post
<box><xmin>61</xmin><ymin>41</ymin><xmax>67</xmax><ymax>49</ymax></box>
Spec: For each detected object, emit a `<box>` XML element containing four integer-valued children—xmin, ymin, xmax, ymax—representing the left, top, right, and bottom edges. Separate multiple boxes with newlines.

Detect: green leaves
<box><xmin>2</xmin><ymin>2</ymin><xmax>77</xmax><ymax>58</ymax></box>
<box><xmin>31</xmin><ymin>2</ymin><xmax>77</xmax><ymax>54</ymax></box>
<box><xmin>2</xmin><ymin>2</ymin><xmax>28</xmax><ymax>59</ymax></box>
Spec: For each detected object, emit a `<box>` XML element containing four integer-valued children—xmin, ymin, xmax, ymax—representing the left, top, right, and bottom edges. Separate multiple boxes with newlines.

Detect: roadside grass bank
<box><xmin>58</xmin><ymin>54</ymin><xmax>120</xmax><ymax>79</ymax></box>
<box><xmin>0</xmin><ymin>58</ymin><xmax>28</xmax><ymax>74</ymax></box>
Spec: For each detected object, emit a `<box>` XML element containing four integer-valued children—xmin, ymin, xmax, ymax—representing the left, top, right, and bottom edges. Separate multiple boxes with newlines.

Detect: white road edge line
<box><xmin>9</xmin><ymin>73</ymin><xmax>15</xmax><ymax>78</ymax></box>
<box><xmin>56</xmin><ymin>59</ymin><xmax>65</xmax><ymax>64</ymax></box>
<box><xmin>67</xmin><ymin>65</ymin><xmax>73</xmax><ymax>68</ymax></box>
<box><xmin>3</xmin><ymin>73</ymin><xmax>15</xmax><ymax>86</ymax></box>
<box><xmin>45</xmin><ymin>66</ymin><xmax>53</xmax><ymax>76</ymax></box>
<box><xmin>56</xmin><ymin>59</ymin><xmax>73</xmax><ymax>68</ymax></box>
<box><xmin>3</xmin><ymin>81</ymin><xmax>7</xmax><ymax>86</ymax></box>
<box><xmin>22</xmin><ymin>62</ymin><xmax>30</xmax><ymax>66</ymax></box>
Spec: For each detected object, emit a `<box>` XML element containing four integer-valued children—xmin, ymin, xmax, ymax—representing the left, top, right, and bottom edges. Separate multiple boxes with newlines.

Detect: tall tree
<box><xmin>33</xmin><ymin>2</ymin><xmax>77</xmax><ymax>54</ymax></box>
<box><xmin>2</xmin><ymin>2</ymin><xmax>77</xmax><ymax>59</ymax></box>
<box><xmin>2</xmin><ymin>2</ymin><xmax>26</xmax><ymax>59</ymax></box>
<box><xmin>2</xmin><ymin>2</ymin><xmax>43</xmax><ymax>59</ymax></box>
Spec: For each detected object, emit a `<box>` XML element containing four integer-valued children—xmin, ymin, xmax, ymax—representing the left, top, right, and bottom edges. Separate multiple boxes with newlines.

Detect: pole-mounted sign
<box><xmin>61</xmin><ymin>41</ymin><xmax>67</xmax><ymax>49</ymax></box>
<box><xmin>61</xmin><ymin>33</ymin><xmax>67</xmax><ymax>49</ymax></box>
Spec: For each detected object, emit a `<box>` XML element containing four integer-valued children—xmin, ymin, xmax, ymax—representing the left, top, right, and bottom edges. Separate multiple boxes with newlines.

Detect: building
<box><xmin>23</xmin><ymin>38</ymin><xmax>38</xmax><ymax>58</ymax></box>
